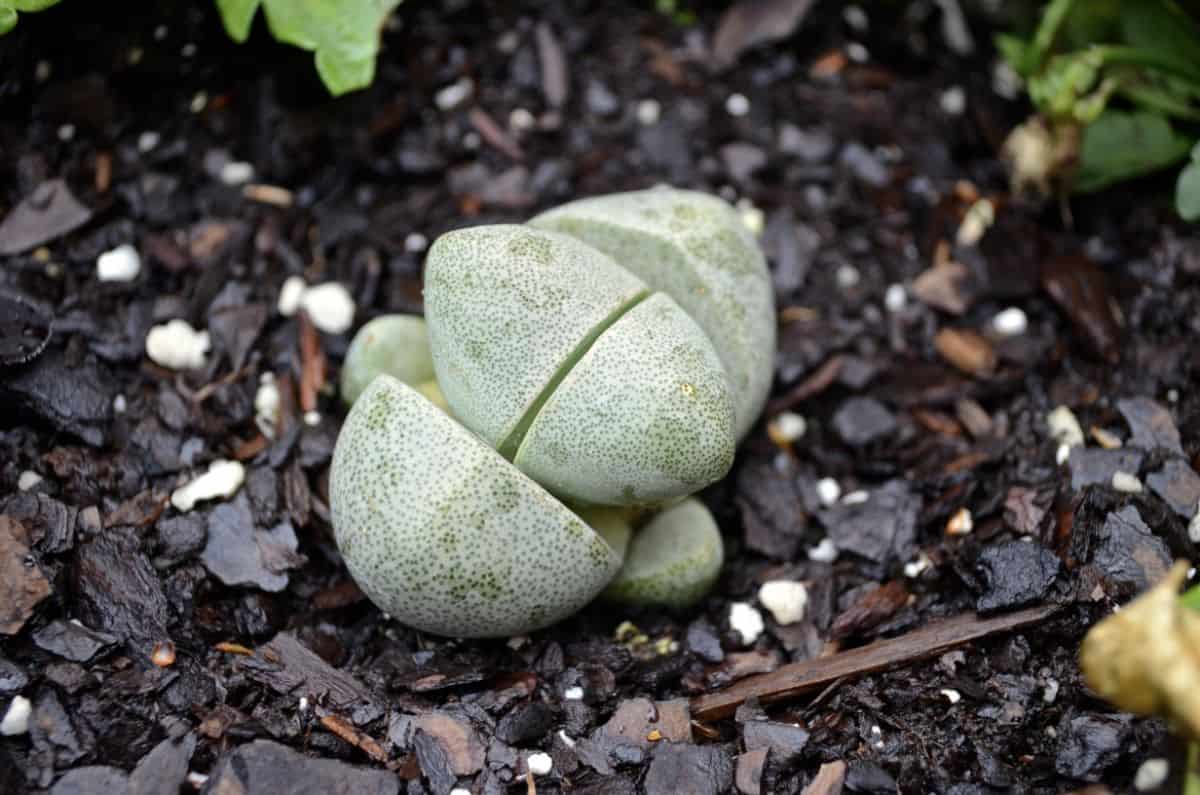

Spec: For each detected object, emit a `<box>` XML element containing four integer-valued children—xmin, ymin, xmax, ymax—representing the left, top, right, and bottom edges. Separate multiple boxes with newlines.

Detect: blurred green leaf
<box><xmin>0</xmin><ymin>0</ymin><xmax>62</xmax><ymax>34</ymax></box>
<box><xmin>1183</xmin><ymin>580</ymin><xmax>1200</xmax><ymax>611</ymax></box>
<box><xmin>216</xmin><ymin>0</ymin><xmax>401</xmax><ymax>95</ymax></box>
<box><xmin>995</xmin><ymin>33</ymin><xmax>1037</xmax><ymax>77</ymax></box>
<box><xmin>215</xmin><ymin>0</ymin><xmax>259</xmax><ymax>43</ymax></box>
<box><xmin>1075</xmin><ymin>109</ymin><xmax>1192</xmax><ymax>193</ymax></box>
<box><xmin>1120</xmin><ymin>0</ymin><xmax>1200</xmax><ymax>72</ymax></box>
<box><xmin>1062</xmin><ymin>0</ymin><xmax>1119</xmax><ymax>50</ymax></box>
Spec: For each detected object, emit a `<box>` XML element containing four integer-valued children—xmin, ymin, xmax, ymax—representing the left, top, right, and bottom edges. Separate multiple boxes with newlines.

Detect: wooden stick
<box><xmin>690</xmin><ymin>603</ymin><xmax>1060</xmax><ymax>721</ymax></box>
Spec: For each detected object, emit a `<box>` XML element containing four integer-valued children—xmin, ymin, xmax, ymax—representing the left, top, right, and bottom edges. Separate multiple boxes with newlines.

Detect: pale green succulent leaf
<box><xmin>603</xmin><ymin>498</ymin><xmax>724</xmax><ymax>608</ymax></box>
<box><xmin>341</xmin><ymin>314</ymin><xmax>435</xmax><ymax>407</ymax></box>
<box><xmin>329</xmin><ymin>376</ymin><xmax>622</xmax><ymax>638</ymax></box>
<box><xmin>531</xmin><ymin>186</ymin><xmax>776</xmax><ymax>441</ymax></box>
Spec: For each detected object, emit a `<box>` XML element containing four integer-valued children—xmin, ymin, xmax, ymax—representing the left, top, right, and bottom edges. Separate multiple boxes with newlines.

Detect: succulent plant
<box><xmin>330</xmin><ymin>186</ymin><xmax>775</xmax><ymax>637</ymax></box>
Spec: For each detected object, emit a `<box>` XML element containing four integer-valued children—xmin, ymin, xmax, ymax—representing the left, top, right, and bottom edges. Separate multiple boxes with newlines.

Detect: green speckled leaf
<box><xmin>531</xmin><ymin>187</ymin><xmax>776</xmax><ymax>440</ymax></box>
<box><xmin>330</xmin><ymin>376</ymin><xmax>622</xmax><ymax>638</ymax></box>
<box><xmin>514</xmin><ymin>293</ymin><xmax>735</xmax><ymax>506</ymax></box>
<box><xmin>341</xmin><ymin>314</ymin><xmax>435</xmax><ymax>406</ymax></box>
<box><xmin>424</xmin><ymin>225</ymin><xmax>646</xmax><ymax>451</ymax></box>
<box><xmin>603</xmin><ymin>498</ymin><xmax>724</xmax><ymax>608</ymax></box>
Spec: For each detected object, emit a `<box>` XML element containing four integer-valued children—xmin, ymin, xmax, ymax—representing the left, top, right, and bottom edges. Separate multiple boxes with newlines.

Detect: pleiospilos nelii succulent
<box><xmin>330</xmin><ymin>186</ymin><xmax>775</xmax><ymax>637</ymax></box>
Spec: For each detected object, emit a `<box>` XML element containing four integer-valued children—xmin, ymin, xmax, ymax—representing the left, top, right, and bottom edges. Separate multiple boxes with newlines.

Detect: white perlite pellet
<box><xmin>97</xmin><ymin>243</ymin><xmax>141</xmax><ymax>282</ymax></box>
<box><xmin>758</xmin><ymin>580</ymin><xmax>808</xmax><ymax>625</ymax></box>
<box><xmin>146</xmin><ymin>319</ymin><xmax>210</xmax><ymax>370</ymax></box>
<box><xmin>1</xmin><ymin>696</ymin><xmax>32</xmax><ymax>736</ymax></box>
<box><xmin>729</xmin><ymin>602</ymin><xmax>764</xmax><ymax>645</ymax></box>
<box><xmin>171</xmin><ymin>460</ymin><xmax>245</xmax><ymax>512</ymax></box>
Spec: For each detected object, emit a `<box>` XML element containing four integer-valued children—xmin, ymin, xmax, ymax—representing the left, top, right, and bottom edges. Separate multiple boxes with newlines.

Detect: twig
<box><xmin>319</xmin><ymin>712</ymin><xmax>390</xmax><ymax>766</ymax></box>
<box><xmin>690</xmin><ymin>604</ymin><xmax>1059</xmax><ymax>721</ymax></box>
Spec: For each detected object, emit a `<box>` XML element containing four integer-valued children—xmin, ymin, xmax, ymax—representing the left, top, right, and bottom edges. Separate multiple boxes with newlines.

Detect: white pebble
<box><xmin>1111</xmin><ymin>471</ymin><xmax>1143</xmax><ymax>493</ymax></box>
<box><xmin>737</xmin><ymin>198</ymin><xmax>764</xmax><ymax>237</ymax></box>
<box><xmin>955</xmin><ymin>198</ymin><xmax>994</xmax><ymax>246</ymax></box>
<box><xmin>435</xmin><ymin>77</ymin><xmax>474</xmax><ymax>111</ymax></box>
<box><xmin>527</xmin><ymin>752</ymin><xmax>553</xmax><ymax>776</ymax></box>
<box><xmin>636</xmin><ymin>99</ymin><xmax>661</xmax><ymax>126</ymax></box>
<box><xmin>186</xmin><ymin>773</ymin><xmax>209</xmax><ymax>788</ymax></box>
<box><xmin>298</xmin><ymin>696</ymin><xmax>309</xmax><ymax>713</ymax></box>
<box><xmin>1134</xmin><ymin>758</ymin><xmax>1170</xmax><ymax>791</ymax></box>
<box><xmin>725</xmin><ymin>93</ymin><xmax>750</xmax><ymax>117</ymax></box>
<box><xmin>836</xmin><ymin>264</ymin><xmax>861</xmax><ymax>289</ymax></box>
<box><xmin>842</xmin><ymin>5</ymin><xmax>869</xmax><ymax>32</ymax></box>
<box><xmin>97</xmin><ymin>243</ymin><xmax>142</xmax><ymax>282</ymax></box>
<box><xmin>816</xmin><ymin>477</ymin><xmax>841</xmax><ymax>507</ymax></box>
<box><xmin>57</xmin><ymin>124</ymin><xmax>75</xmax><ymax>142</ymax></box>
<box><xmin>884</xmin><ymin>283</ymin><xmax>907</xmax><ymax>312</ymax></box>
<box><xmin>255</xmin><ymin>378</ymin><xmax>281</xmax><ymax>437</ymax></box>
<box><xmin>992</xmin><ymin>59</ymin><xmax>1022</xmax><ymax>100</ymax></box>
<box><xmin>299</xmin><ymin>282</ymin><xmax>356</xmax><ymax>334</ymax></box>
<box><xmin>278</xmin><ymin>276</ymin><xmax>308</xmax><ymax>316</ymax></box>
<box><xmin>1055</xmin><ymin>443</ymin><xmax>1071</xmax><ymax>466</ymax></box>
<box><xmin>462</xmin><ymin>131</ymin><xmax>481</xmax><ymax>150</ymax></box>
<box><xmin>563</xmin><ymin>686</ymin><xmax>585</xmax><ymax>701</ymax></box>
<box><xmin>219</xmin><ymin>161</ymin><xmax>255</xmax><ymax>186</ymax></box>
<box><xmin>1</xmin><ymin>696</ymin><xmax>31</xmax><ymax>736</ymax></box>
<box><xmin>1046</xmin><ymin>406</ymin><xmax>1085</xmax><ymax>449</ymax></box>
<box><xmin>450</xmin><ymin>789</ymin><xmax>473</xmax><ymax>795</ymax></box>
<box><xmin>729</xmin><ymin>601</ymin><xmax>764</xmax><ymax>645</ymax></box>
<box><xmin>35</xmin><ymin>60</ymin><xmax>51</xmax><ymax>82</ymax></box>
<box><xmin>1042</xmin><ymin>677</ymin><xmax>1059</xmax><ymax>704</ymax></box>
<box><xmin>303</xmin><ymin>410</ymin><xmax>322</xmax><ymax>427</ymax></box>
<box><xmin>1168</xmin><ymin>388</ymin><xmax>1180</xmax><ymax>404</ymax></box>
<box><xmin>404</xmin><ymin>232</ymin><xmax>429</xmax><ymax>254</ymax></box>
<box><xmin>171</xmin><ymin>459</ymin><xmax>245</xmax><ymax>512</ymax></box>
<box><xmin>992</xmin><ymin>307</ymin><xmax>1028</xmax><ymax>337</ymax></box>
<box><xmin>1189</xmin><ymin>503</ymin><xmax>1200</xmax><ymax>543</ymax></box>
<box><xmin>939</xmin><ymin>86</ymin><xmax>966</xmax><ymax>116</ymax></box>
<box><xmin>181</xmin><ymin>42</ymin><xmax>197</xmax><ymax>58</ymax></box>
<box><xmin>946</xmin><ymin>507</ymin><xmax>973</xmax><ymax>536</ymax></box>
<box><xmin>807</xmin><ymin>537</ymin><xmax>839</xmax><ymax>563</ymax></box>
<box><xmin>846</xmin><ymin>42</ymin><xmax>870</xmax><ymax>63</ymax></box>
<box><xmin>769</xmin><ymin>412</ymin><xmax>807</xmax><ymax>443</ymax></box>
<box><xmin>137</xmin><ymin>131</ymin><xmax>161</xmax><ymax>153</ymax></box>
<box><xmin>146</xmin><ymin>319</ymin><xmax>210</xmax><ymax>370</ymax></box>
<box><xmin>509</xmin><ymin>107</ymin><xmax>536</xmax><ymax>131</ymax></box>
<box><xmin>842</xmin><ymin>489</ymin><xmax>870</xmax><ymax>505</ymax></box>
<box><xmin>758</xmin><ymin>580</ymin><xmax>808</xmax><ymax>625</ymax></box>
<box><xmin>904</xmin><ymin>551</ymin><xmax>931</xmax><ymax>578</ymax></box>
<box><xmin>939</xmin><ymin>688</ymin><xmax>961</xmax><ymax>704</ymax></box>
<box><xmin>190</xmin><ymin>91</ymin><xmax>208</xmax><ymax>113</ymax></box>
<box><xmin>557</xmin><ymin>730</ymin><xmax>576</xmax><ymax>748</ymax></box>
<box><xmin>17</xmin><ymin>471</ymin><xmax>42</xmax><ymax>491</ymax></box>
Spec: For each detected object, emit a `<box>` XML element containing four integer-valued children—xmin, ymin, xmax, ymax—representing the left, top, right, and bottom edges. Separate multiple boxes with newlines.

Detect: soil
<box><xmin>2</xmin><ymin>1</ymin><xmax>1199</xmax><ymax>793</ymax></box>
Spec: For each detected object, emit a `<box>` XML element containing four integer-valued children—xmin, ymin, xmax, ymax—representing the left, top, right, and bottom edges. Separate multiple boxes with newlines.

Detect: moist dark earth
<box><xmin>2</xmin><ymin>1</ymin><xmax>1200</xmax><ymax>793</ymax></box>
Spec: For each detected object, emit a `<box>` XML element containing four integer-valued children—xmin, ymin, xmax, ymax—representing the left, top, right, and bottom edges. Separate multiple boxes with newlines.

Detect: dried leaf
<box><xmin>1080</xmin><ymin>562</ymin><xmax>1200</xmax><ymax>739</ymax></box>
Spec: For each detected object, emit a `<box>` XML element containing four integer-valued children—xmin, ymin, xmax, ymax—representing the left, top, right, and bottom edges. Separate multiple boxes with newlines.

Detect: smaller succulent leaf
<box><xmin>341</xmin><ymin>314</ymin><xmax>435</xmax><ymax>407</ymax></box>
<box><xmin>1119</xmin><ymin>0</ymin><xmax>1200</xmax><ymax>75</ymax></box>
<box><xmin>603</xmin><ymin>498</ymin><xmax>724</xmax><ymax>608</ymax></box>
<box><xmin>0</xmin><ymin>8</ymin><xmax>16</xmax><ymax>34</ymax></box>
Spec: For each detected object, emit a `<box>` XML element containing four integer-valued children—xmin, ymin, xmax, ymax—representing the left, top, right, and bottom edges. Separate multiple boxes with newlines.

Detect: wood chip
<box><xmin>934</xmin><ymin>328</ymin><xmax>997</xmax><ymax>377</ymax></box>
<box><xmin>690</xmin><ymin>604</ymin><xmax>1059</xmax><ymax>720</ymax></box>
<box><xmin>912</xmin><ymin>261</ymin><xmax>972</xmax><ymax>315</ymax></box>
<box><xmin>242</xmin><ymin>184</ymin><xmax>294</xmax><ymax>207</ymax></box>
<box><xmin>298</xmin><ymin>310</ymin><xmax>326</xmax><ymax>414</ymax></box>
<box><xmin>800</xmin><ymin>760</ymin><xmax>847</xmax><ymax>795</ymax></box>
<box><xmin>469</xmin><ymin>107</ymin><xmax>524</xmax><ymax>161</ymax></box>
<box><xmin>319</xmin><ymin>712</ymin><xmax>390</xmax><ymax>765</ymax></box>
<box><xmin>94</xmin><ymin>150</ymin><xmax>113</xmax><ymax>193</ymax></box>
<box><xmin>215</xmin><ymin>641</ymin><xmax>255</xmax><ymax>656</ymax></box>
